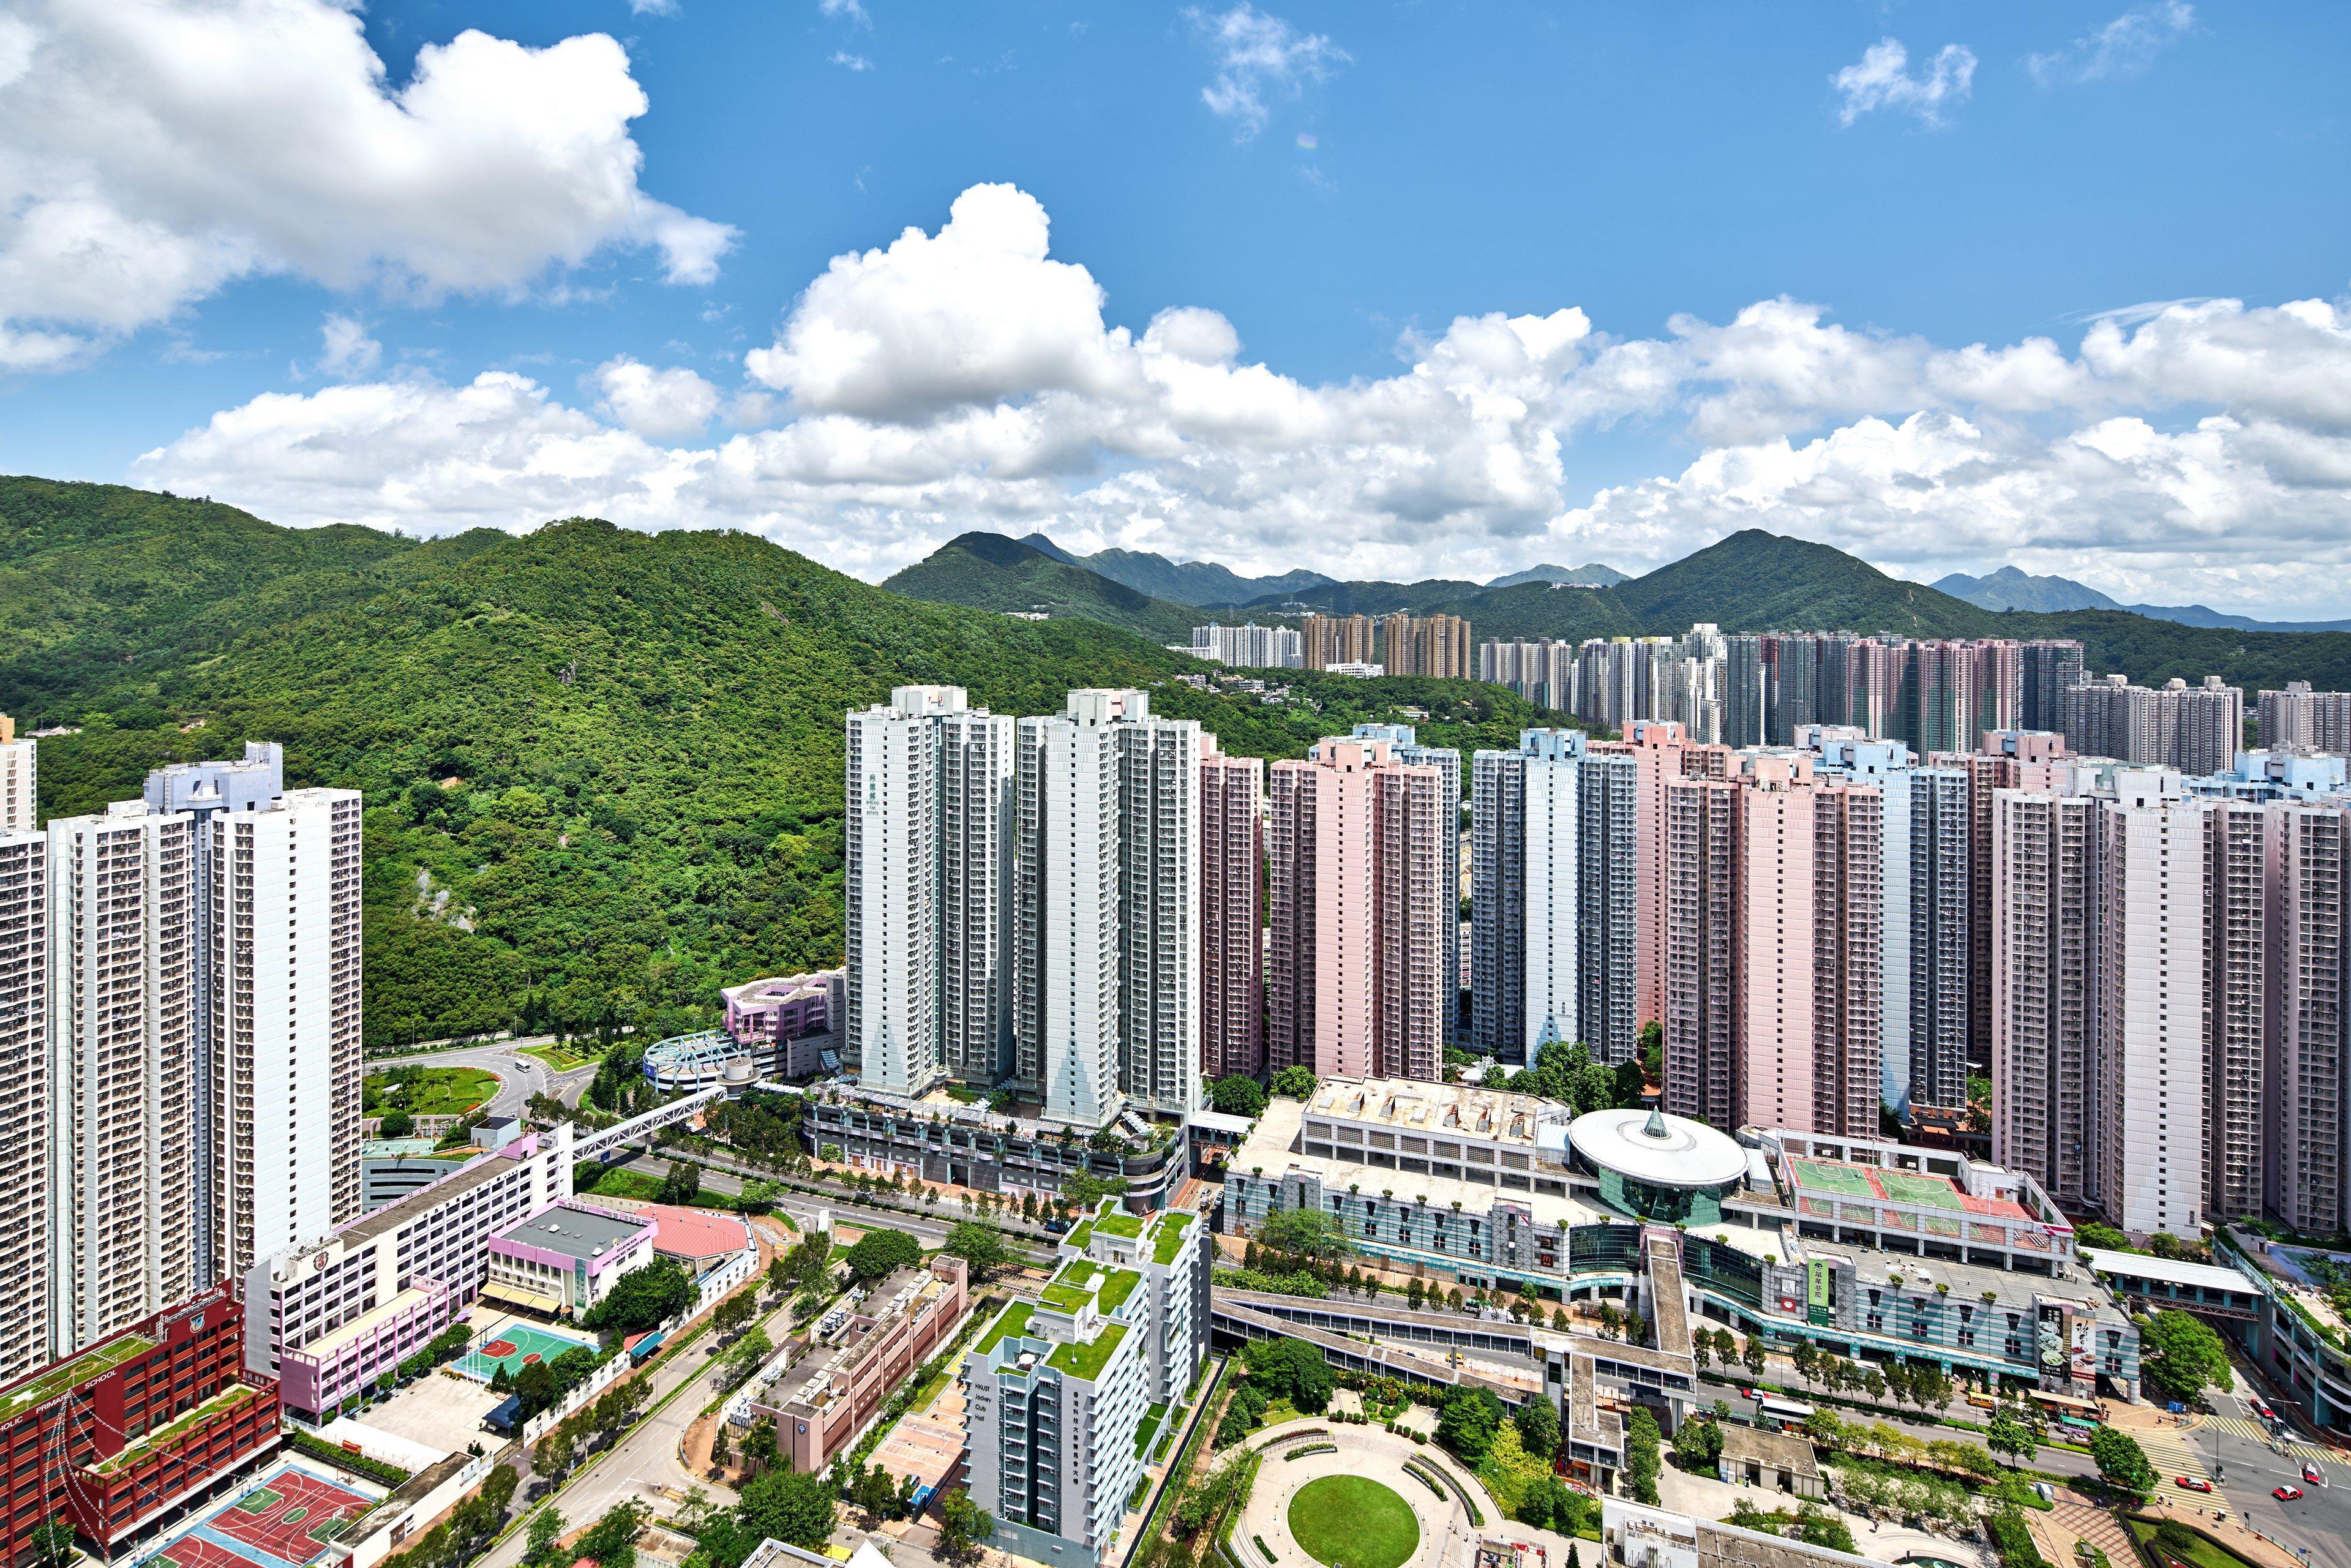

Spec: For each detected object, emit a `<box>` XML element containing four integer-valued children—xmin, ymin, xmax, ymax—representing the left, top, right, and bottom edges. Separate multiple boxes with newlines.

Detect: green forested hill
<box><xmin>10</xmin><ymin>486</ymin><xmax>1550</xmax><ymax>1048</ymax></box>
<box><xmin>880</xmin><ymin>531</ymin><xmax>1199</xmax><ymax>643</ymax></box>
<box><xmin>0</xmin><ymin>475</ymin><xmax>507</xmax><ymax>715</ymax></box>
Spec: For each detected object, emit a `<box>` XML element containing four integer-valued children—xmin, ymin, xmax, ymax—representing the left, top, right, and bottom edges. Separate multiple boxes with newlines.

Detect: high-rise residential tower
<box><xmin>1991</xmin><ymin>789</ymin><xmax>2099</xmax><ymax>1212</ymax></box>
<box><xmin>206</xmin><ymin>788</ymin><xmax>364</xmax><ymax>1281</ymax></box>
<box><xmin>47</xmin><ymin>800</ymin><xmax>199</xmax><ymax>1354</ymax></box>
<box><xmin>1014</xmin><ymin>692</ymin><xmax>1127</xmax><ymax>1126</ymax></box>
<box><xmin>1662</xmin><ymin>775</ymin><xmax>1737</xmax><ymax>1127</ymax></box>
<box><xmin>0</xmin><ymin>715</ymin><xmax>33</xmax><ymax>835</ymax></box>
<box><xmin>1267</xmin><ymin>738</ymin><xmax>1449</xmax><ymax>1081</ymax></box>
<box><xmin>1115</xmin><ymin>705</ymin><xmax>1204</xmax><ymax>1116</ymax></box>
<box><xmin>847</xmin><ymin>686</ymin><xmax>1016</xmax><ymax>1098</ymax></box>
<box><xmin>2093</xmin><ymin>771</ymin><xmax>2207</xmax><ymax>1237</ymax></box>
<box><xmin>2265</xmin><ymin>800</ymin><xmax>2348</xmax><ymax>1238</ymax></box>
<box><xmin>0</xmin><ymin>822</ymin><xmax>45</xmax><ymax>1381</ymax></box>
<box><xmin>1198</xmin><ymin>742</ymin><xmax>1264</xmax><ymax>1084</ymax></box>
<box><xmin>2260</xmin><ymin>683</ymin><xmax>2351</xmax><ymax>755</ymax></box>
<box><xmin>1350</xmin><ymin>725</ymin><xmax>1461</xmax><ymax>1052</ymax></box>
<box><xmin>1521</xmin><ymin>731</ymin><xmax>1583</xmax><ymax>1056</ymax></box>
<box><xmin>143</xmin><ymin>741</ymin><xmax>284</xmax><ymax>1285</ymax></box>
<box><xmin>2205</xmin><ymin>798</ymin><xmax>2268</xmax><ymax>1223</ymax></box>
<box><xmin>1468</xmin><ymin>744</ymin><xmax>1528</xmax><ymax>1059</ymax></box>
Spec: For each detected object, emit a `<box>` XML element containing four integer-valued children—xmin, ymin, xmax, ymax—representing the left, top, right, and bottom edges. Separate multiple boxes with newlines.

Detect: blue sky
<box><xmin>3</xmin><ymin>1</ymin><xmax>2349</xmax><ymax>610</ymax></box>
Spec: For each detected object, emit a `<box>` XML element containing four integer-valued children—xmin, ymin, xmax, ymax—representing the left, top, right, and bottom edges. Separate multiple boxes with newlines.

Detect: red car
<box><xmin>2273</xmin><ymin>1485</ymin><xmax>2303</xmax><ymax>1502</ymax></box>
<box><xmin>2175</xmin><ymin>1477</ymin><xmax>2213</xmax><ymax>1493</ymax></box>
<box><xmin>2303</xmin><ymin>1463</ymin><xmax>2325</xmax><ymax>1485</ymax></box>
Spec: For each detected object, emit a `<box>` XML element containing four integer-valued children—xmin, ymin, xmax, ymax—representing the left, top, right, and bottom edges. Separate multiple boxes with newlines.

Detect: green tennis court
<box><xmin>455</xmin><ymin>1322</ymin><xmax>593</xmax><ymax>1382</ymax></box>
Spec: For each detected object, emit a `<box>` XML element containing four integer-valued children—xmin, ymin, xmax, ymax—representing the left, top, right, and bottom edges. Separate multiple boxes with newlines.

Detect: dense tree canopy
<box><xmin>582</xmin><ymin>1256</ymin><xmax>695</xmax><ymax>1335</ymax></box>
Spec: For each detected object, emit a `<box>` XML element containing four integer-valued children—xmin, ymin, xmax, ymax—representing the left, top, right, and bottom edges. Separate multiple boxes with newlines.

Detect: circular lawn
<box><xmin>1286</xmin><ymin>1475</ymin><xmax>1420</xmax><ymax>1568</ymax></box>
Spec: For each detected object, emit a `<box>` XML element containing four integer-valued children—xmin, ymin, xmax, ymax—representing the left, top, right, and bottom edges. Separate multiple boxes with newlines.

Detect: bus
<box><xmin>2030</xmin><ymin>1390</ymin><xmax>2105</xmax><ymax>1423</ymax></box>
<box><xmin>1756</xmin><ymin>1397</ymin><xmax>1816</xmax><ymax>1432</ymax></box>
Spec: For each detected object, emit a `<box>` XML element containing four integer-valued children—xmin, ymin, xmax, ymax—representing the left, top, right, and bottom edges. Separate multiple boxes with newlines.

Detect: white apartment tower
<box><xmin>145</xmin><ymin>740</ymin><xmax>287</xmax><ymax>1284</ymax></box>
<box><xmin>1116</xmin><ymin>710</ymin><xmax>1204</xmax><ymax>1116</ymax></box>
<box><xmin>207</xmin><ymin>788</ymin><xmax>365</xmax><ymax>1281</ymax></box>
<box><xmin>47</xmin><ymin>801</ymin><xmax>199</xmax><ymax>1354</ymax></box>
<box><xmin>1016</xmin><ymin>692</ymin><xmax>1130</xmax><ymax>1127</ymax></box>
<box><xmin>2093</xmin><ymin>772</ymin><xmax>2207</xmax><ymax>1238</ymax></box>
<box><xmin>0</xmin><ymin>821</ymin><xmax>47</xmax><ymax>1381</ymax></box>
<box><xmin>846</xmin><ymin>686</ymin><xmax>1015</xmax><ymax>1097</ymax></box>
<box><xmin>1523</xmin><ymin>730</ymin><xmax>1583</xmax><ymax>1056</ymax></box>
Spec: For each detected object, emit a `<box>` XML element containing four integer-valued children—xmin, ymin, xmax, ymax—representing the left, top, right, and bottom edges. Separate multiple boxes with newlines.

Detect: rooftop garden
<box><xmin>975</xmin><ymin>1302</ymin><xmax>1035</xmax><ymax>1357</ymax></box>
<box><xmin>1152</xmin><ymin>1210</ymin><xmax>1196</xmax><ymax>1266</ymax></box>
<box><xmin>1048</xmin><ymin>1322</ymin><xmax>1128</xmax><ymax>1382</ymax></box>
<box><xmin>1096</xmin><ymin>1268</ymin><xmax>1143</xmax><ymax>1316</ymax></box>
<box><xmin>0</xmin><ymin>1334</ymin><xmax>154</xmax><ymax>1417</ymax></box>
<box><xmin>1097</xmin><ymin>1211</ymin><xmax>1142</xmax><ymax>1239</ymax></box>
<box><xmin>1064</xmin><ymin>1219</ymin><xmax>1095</xmax><ymax>1250</ymax></box>
<box><xmin>92</xmin><ymin>1382</ymin><xmax>266</xmax><ymax>1474</ymax></box>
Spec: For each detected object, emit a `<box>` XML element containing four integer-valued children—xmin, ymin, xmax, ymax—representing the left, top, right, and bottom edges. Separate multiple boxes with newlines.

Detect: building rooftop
<box><xmin>2082</xmin><ymin>1248</ymin><xmax>2262</xmax><ymax>1294</ymax></box>
<box><xmin>583</xmin><ymin>1198</ymin><xmax>752</xmax><ymax>1263</ymax></box>
<box><xmin>1150</xmin><ymin>1209</ymin><xmax>1196</xmax><ymax>1266</ymax></box>
<box><xmin>496</xmin><ymin>1204</ymin><xmax>654</xmax><ymax>1264</ymax></box>
<box><xmin>1303</xmin><ymin>1076</ymin><xmax>1566</xmax><ymax>1147</ymax></box>
<box><xmin>339</xmin><ymin>1146</ymin><xmax>523</xmax><ymax>1250</ymax></box>
<box><xmin>1569</xmin><ymin>1107</ymin><xmax>1747</xmax><ymax>1189</ymax></box>
<box><xmin>363</xmin><ymin>1138</ymin><xmax>446</xmax><ymax>1159</ymax></box>
<box><xmin>0</xmin><ymin>1331</ymin><xmax>156</xmax><ymax>1419</ymax></box>
<box><xmin>1782</xmin><ymin>1153</ymin><xmax>2033</xmax><ymax>1225</ymax></box>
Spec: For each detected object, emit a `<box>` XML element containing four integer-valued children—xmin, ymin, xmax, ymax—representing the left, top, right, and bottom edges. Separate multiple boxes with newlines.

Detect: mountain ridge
<box><xmin>4</xmin><ymin>478</ymin><xmax>1549</xmax><ymax>1050</ymax></box>
<box><xmin>1937</xmin><ymin>564</ymin><xmax>2351</xmax><ymax>634</ymax></box>
<box><xmin>885</xmin><ymin>526</ymin><xmax>2351</xmax><ymax>694</ymax></box>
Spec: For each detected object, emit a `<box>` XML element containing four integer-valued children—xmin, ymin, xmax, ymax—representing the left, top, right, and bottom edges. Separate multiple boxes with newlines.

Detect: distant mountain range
<box><xmin>1016</xmin><ymin>535</ymin><xmax>1336</xmax><ymax>607</ymax></box>
<box><xmin>1486</xmin><ymin>563</ymin><xmax>1629</xmax><ymax>590</ymax></box>
<box><xmin>1934</xmin><ymin>565</ymin><xmax>2351</xmax><ymax>634</ymax></box>
<box><xmin>885</xmin><ymin>528</ymin><xmax>2351</xmax><ymax>694</ymax></box>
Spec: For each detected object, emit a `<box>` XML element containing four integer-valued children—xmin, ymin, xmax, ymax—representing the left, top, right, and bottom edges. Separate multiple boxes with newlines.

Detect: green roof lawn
<box><xmin>1064</xmin><ymin>1220</ymin><xmax>1095</xmax><ymax>1250</ymax></box>
<box><xmin>0</xmin><ymin>1334</ymin><xmax>154</xmax><ymax>1417</ymax></box>
<box><xmin>1097</xmin><ymin>1212</ymin><xmax>1142</xmax><ymax>1239</ymax></box>
<box><xmin>1151</xmin><ymin>1211</ymin><xmax>1196</xmax><ymax>1266</ymax></box>
<box><xmin>975</xmin><ymin>1303</ymin><xmax>1034</xmax><ymax>1357</ymax></box>
<box><xmin>1047</xmin><ymin>1322</ymin><xmax>1127</xmax><ymax>1382</ymax></box>
<box><xmin>1096</xmin><ymin>1269</ymin><xmax>1142</xmax><ymax>1316</ymax></box>
<box><xmin>1039</xmin><ymin>1283</ymin><xmax>1091</xmax><ymax>1313</ymax></box>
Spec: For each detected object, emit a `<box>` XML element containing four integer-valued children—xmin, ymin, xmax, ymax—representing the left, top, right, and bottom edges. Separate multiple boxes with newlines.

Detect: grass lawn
<box><xmin>364</xmin><ymin>1065</ymin><xmax>498</xmax><ymax>1117</ymax></box>
<box><xmin>2127</xmin><ymin>1519</ymin><xmax>2265</xmax><ymax>1568</ymax></box>
<box><xmin>522</xmin><ymin>1040</ymin><xmax>600</xmax><ymax>1071</ymax></box>
<box><xmin>1288</xmin><ymin>1476</ymin><xmax>1419</xmax><ymax>1568</ymax></box>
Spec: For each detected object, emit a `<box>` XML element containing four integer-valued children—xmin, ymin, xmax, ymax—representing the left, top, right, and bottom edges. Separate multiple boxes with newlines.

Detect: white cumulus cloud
<box><xmin>312</xmin><ymin>313</ymin><xmax>381</xmax><ymax>380</ymax></box>
<box><xmin>593</xmin><ymin>356</ymin><xmax>721</xmax><ymax>438</ymax></box>
<box><xmin>1188</xmin><ymin>4</ymin><xmax>1348</xmax><ymax>138</ymax></box>
<box><xmin>2027</xmin><ymin>2</ymin><xmax>2194</xmax><ymax>86</ymax></box>
<box><xmin>0</xmin><ymin>0</ymin><xmax>733</xmax><ymax>369</ymax></box>
<box><xmin>131</xmin><ymin>183</ymin><xmax>2351</xmax><ymax>617</ymax></box>
<box><xmin>1833</xmin><ymin>37</ymin><xmax>1978</xmax><ymax>127</ymax></box>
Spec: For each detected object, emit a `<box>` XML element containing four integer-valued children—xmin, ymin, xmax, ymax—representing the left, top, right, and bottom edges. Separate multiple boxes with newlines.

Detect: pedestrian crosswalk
<box><xmin>2135</xmin><ymin>1422</ymin><xmax>2218</xmax><ymax>1492</ymax></box>
<box><xmin>2199</xmin><ymin>1414</ymin><xmax>2336</xmax><ymax>1466</ymax></box>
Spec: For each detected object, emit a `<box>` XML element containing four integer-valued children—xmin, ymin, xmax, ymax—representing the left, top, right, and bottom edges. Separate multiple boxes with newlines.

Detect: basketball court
<box><xmin>145</xmin><ymin>1461</ymin><xmax>381</xmax><ymax>1568</ymax></box>
<box><xmin>454</xmin><ymin>1319</ymin><xmax>594</xmax><ymax>1384</ymax></box>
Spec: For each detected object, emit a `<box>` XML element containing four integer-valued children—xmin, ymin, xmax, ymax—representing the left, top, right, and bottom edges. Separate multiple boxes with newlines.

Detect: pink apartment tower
<box><xmin>1199</xmin><ymin>740</ymin><xmax>1264</xmax><ymax>1082</ymax></box>
<box><xmin>1662</xmin><ymin>752</ymin><xmax>1882</xmax><ymax>1136</ymax></box>
<box><xmin>1267</xmin><ymin>738</ymin><xmax>1449</xmax><ymax>1082</ymax></box>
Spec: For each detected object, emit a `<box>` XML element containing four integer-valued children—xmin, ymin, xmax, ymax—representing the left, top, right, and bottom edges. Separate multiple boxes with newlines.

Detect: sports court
<box><xmin>146</xmin><ymin>1461</ymin><xmax>381</xmax><ymax>1568</ymax></box>
<box><xmin>1784</xmin><ymin>1156</ymin><xmax>2033</xmax><ymax>1221</ymax></box>
<box><xmin>454</xmin><ymin>1320</ymin><xmax>594</xmax><ymax>1384</ymax></box>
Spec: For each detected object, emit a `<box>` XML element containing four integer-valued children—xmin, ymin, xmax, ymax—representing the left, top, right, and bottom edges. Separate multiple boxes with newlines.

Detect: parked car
<box><xmin>2176</xmin><ymin>1477</ymin><xmax>2213</xmax><ymax>1493</ymax></box>
<box><xmin>2273</xmin><ymin>1485</ymin><xmax>2303</xmax><ymax>1502</ymax></box>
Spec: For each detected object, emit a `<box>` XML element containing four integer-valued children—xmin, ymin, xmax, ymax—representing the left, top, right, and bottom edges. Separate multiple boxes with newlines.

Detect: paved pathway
<box><xmin>368</xmin><ymin>1038</ymin><xmax>581</xmax><ymax>1120</ymax></box>
<box><xmin>1234</xmin><ymin>1425</ymin><xmax>1486</xmax><ymax>1568</ymax></box>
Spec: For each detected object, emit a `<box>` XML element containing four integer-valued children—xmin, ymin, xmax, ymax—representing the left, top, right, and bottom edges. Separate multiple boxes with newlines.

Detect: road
<box><xmin>368</xmin><ymin>1038</ymin><xmax>597</xmax><ymax>1120</ymax></box>
<box><xmin>2156</xmin><ymin>1359</ymin><xmax>2351</xmax><ymax>1567</ymax></box>
<box><xmin>480</xmin><ymin>1221</ymin><xmax>807</xmax><ymax>1567</ymax></box>
<box><xmin>613</xmin><ymin>1152</ymin><xmax>1048</xmax><ymax>1259</ymax></box>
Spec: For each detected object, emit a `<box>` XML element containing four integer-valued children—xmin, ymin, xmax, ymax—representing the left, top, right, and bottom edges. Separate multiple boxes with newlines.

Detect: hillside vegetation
<box><xmin>9</xmin><ymin>482</ymin><xmax>1550</xmax><ymax>1048</ymax></box>
<box><xmin>889</xmin><ymin>526</ymin><xmax>2351</xmax><ymax>694</ymax></box>
<box><xmin>880</xmin><ymin>531</ymin><xmax>1199</xmax><ymax>643</ymax></box>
